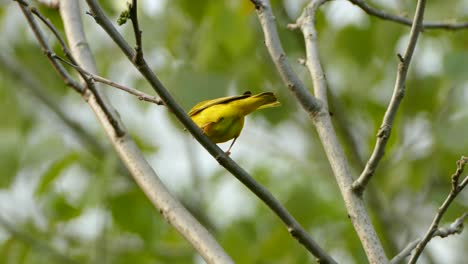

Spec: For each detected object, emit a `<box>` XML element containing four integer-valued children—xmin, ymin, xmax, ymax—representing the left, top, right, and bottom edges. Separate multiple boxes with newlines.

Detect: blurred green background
<box><xmin>0</xmin><ymin>0</ymin><xmax>467</xmax><ymax>263</ymax></box>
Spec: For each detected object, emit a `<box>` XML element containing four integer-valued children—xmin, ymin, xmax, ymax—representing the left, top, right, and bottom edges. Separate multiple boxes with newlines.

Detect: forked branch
<box><xmin>85</xmin><ymin>0</ymin><xmax>336</xmax><ymax>262</ymax></box>
<box><xmin>407</xmin><ymin>156</ymin><xmax>468</xmax><ymax>264</ymax></box>
<box><xmin>390</xmin><ymin>213</ymin><xmax>467</xmax><ymax>264</ymax></box>
<box><xmin>352</xmin><ymin>0</ymin><xmax>427</xmax><ymax>195</ymax></box>
<box><xmin>16</xmin><ymin>1</ymin><xmax>234</xmax><ymax>263</ymax></box>
<box><xmin>290</xmin><ymin>0</ymin><xmax>389</xmax><ymax>262</ymax></box>
<box><xmin>349</xmin><ymin>0</ymin><xmax>468</xmax><ymax>30</ymax></box>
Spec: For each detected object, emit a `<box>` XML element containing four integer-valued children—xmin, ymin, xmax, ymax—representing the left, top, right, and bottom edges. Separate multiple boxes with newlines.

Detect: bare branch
<box><xmin>289</xmin><ymin>0</ymin><xmax>329</xmax><ymax>105</ymax></box>
<box><xmin>250</xmin><ymin>0</ymin><xmax>323</xmax><ymax>115</ymax></box>
<box><xmin>30</xmin><ymin>7</ymin><xmax>79</xmax><ymax>66</ymax></box>
<box><xmin>390</xmin><ymin>211</ymin><xmax>467</xmax><ymax>264</ymax></box>
<box><xmin>407</xmin><ymin>156</ymin><xmax>468</xmax><ymax>263</ymax></box>
<box><xmin>129</xmin><ymin>0</ymin><xmax>143</xmax><ymax>63</ymax></box>
<box><xmin>349</xmin><ymin>0</ymin><xmax>468</xmax><ymax>30</ymax></box>
<box><xmin>16</xmin><ymin>1</ymin><xmax>234</xmax><ymax>263</ymax></box>
<box><xmin>390</xmin><ymin>239</ymin><xmax>420</xmax><ymax>264</ymax></box>
<box><xmin>27</xmin><ymin>0</ymin><xmax>126</xmax><ymax>137</ymax></box>
<box><xmin>85</xmin><ymin>0</ymin><xmax>336</xmax><ymax>262</ymax></box>
<box><xmin>14</xmin><ymin>0</ymin><xmax>83</xmax><ymax>93</ymax></box>
<box><xmin>352</xmin><ymin>0</ymin><xmax>427</xmax><ymax>194</ymax></box>
<box><xmin>288</xmin><ymin>0</ymin><xmax>388</xmax><ymax>263</ymax></box>
<box><xmin>0</xmin><ymin>52</ymin><xmax>106</xmax><ymax>156</ymax></box>
<box><xmin>435</xmin><ymin>213</ymin><xmax>467</xmax><ymax>238</ymax></box>
<box><xmin>58</xmin><ymin>0</ymin><xmax>234</xmax><ymax>262</ymax></box>
<box><xmin>53</xmin><ymin>55</ymin><xmax>164</xmax><ymax>105</ymax></box>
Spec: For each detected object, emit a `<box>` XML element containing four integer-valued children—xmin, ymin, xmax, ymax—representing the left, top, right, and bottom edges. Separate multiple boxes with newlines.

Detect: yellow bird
<box><xmin>188</xmin><ymin>91</ymin><xmax>280</xmax><ymax>154</ymax></box>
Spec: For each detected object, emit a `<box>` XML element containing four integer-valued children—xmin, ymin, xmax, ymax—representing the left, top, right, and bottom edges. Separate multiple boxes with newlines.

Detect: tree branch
<box><xmin>390</xmin><ymin>213</ymin><xmax>467</xmax><ymax>264</ymax></box>
<box><xmin>84</xmin><ymin>0</ymin><xmax>337</xmax><ymax>262</ymax></box>
<box><xmin>348</xmin><ymin>0</ymin><xmax>468</xmax><ymax>30</ymax></box>
<box><xmin>58</xmin><ymin>1</ymin><xmax>234</xmax><ymax>262</ymax></box>
<box><xmin>287</xmin><ymin>0</ymin><xmax>329</xmax><ymax>106</ymax></box>
<box><xmin>16</xmin><ymin>1</ymin><xmax>234</xmax><ymax>263</ymax></box>
<box><xmin>407</xmin><ymin>156</ymin><xmax>468</xmax><ymax>264</ymax></box>
<box><xmin>129</xmin><ymin>0</ymin><xmax>143</xmax><ymax>63</ymax></box>
<box><xmin>0</xmin><ymin>52</ymin><xmax>106</xmax><ymax>156</ymax></box>
<box><xmin>30</xmin><ymin>7</ymin><xmax>78</xmax><ymax>67</ymax></box>
<box><xmin>352</xmin><ymin>0</ymin><xmax>427</xmax><ymax>194</ymax></box>
<box><xmin>53</xmin><ymin>55</ymin><xmax>164</xmax><ymax>105</ymax></box>
<box><xmin>288</xmin><ymin>0</ymin><xmax>389</xmax><ymax>262</ymax></box>
<box><xmin>15</xmin><ymin>0</ymin><xmax>83</xmax><ymax>93</ymax></box>
<box><xmin>328</xmin><ymin>89</ymin><xmax>400</xmax><ymax>255</ymax></box>
<box><xmin>30</xmin><ymin>4</ymin><xmax>124</xmax><ymax>137</ymax></box>
<box><xmin>251</xmin><ymin>0</ymin><xmax>323</xmax><ymax>115</ymax></box>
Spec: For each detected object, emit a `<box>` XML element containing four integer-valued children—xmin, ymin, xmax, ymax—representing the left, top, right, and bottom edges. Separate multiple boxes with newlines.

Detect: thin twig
<box><xmin>129</xmin><ymin>0</ymin><xmax>143</xmax><ymax>63</ymax></box>
<box><xmin>28</xmin><ymin>0</ymin><xmax>126</xmax><ymax>137</ymax></box>
<box><xmin>328</xmin><ymin>88</ymin><xmax>400</xmax><ymax>255</ymax></box>
<box><xmin>60</xmin><ymin>1</ymin><xmax>234</xmax><ymax>262</ymax></box>
<box><xmin>250</xmin><ymin>0</ymin><xmax>323</xmax><ymax>115</ymax></box>
<box><xmin>30</xmin><ymin>7</ymin><xmax>79</xmax><ymax>66</ymax></box>
<box><xmin>0</xmin><ymin>52</ymin><xmax>106</xmax><ymax>156</ymax></box>
<box><xmin>14</xmin><ymin>0</ymin><xmax>83</xmax><ymax>93</ymax></box>
<box><xmin>348</xmin><ymin>0</ymin><xmax>468</xmax><ymax>30</ymax></box>
<box><xmin>53</xmin><ymin>55</ymin><xmax>164</xmax><ymax>105</ymax></box>
<box><xmin>390</xmin><ymin>213</ymin><xmax>467</xmax><ymax>264</ymax></box>
<box><xmin>85</xmin><ymin>0</ymin><xmax>336</xmax><ymax>262</ymax></box>
<box><xmin>288</xmin><ymin>0</ymin><xmax>387</xmax><ymax>263</ymax></box>
<box><xmin>408</xmin><ymin>156</ymin><xmax>468</xmax><ymax>264</ymax></box>
<box><xmin>352</xmin><ymin>0</ymin><xmax>427</xmax><ymax>195</ymax></box>
<box><xmin>17</xmin><ymin>1</ymin><xmax>234</xmax><ymax>263</ymax></box>
<box><xmin>435</xmin><ymin>213</ymin><xmax>467</xmax><ymax>238</ymax></box>
<box><xmin>287</xmin><ymin>0</ymin><xmax>329</xmax><ymax>106</ymax></box>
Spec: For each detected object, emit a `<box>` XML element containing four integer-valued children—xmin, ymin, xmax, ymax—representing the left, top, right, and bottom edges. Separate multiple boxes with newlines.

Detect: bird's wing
<box><xmin>188</xmin><ymin>92</ymin><xmax>252</xmax><ymax>116</ymax></box>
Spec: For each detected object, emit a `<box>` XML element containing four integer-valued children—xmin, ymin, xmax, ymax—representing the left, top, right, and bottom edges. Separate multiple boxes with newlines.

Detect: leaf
<box><xmin>109</xmin><ymin>188</ymin><xmax>159</xmax><ymax>242</ymax></box>
<box><xmin>0</xmin><ymin>131</ymin><xmax>21</xmax><ymax>188</ymax></box>
<box><xmin>46</xmin><ymin>193</ymin><xmax>81</xmax><ymax>221</ymax></box>
<box><xmin>35</xmin><ymin>152</ymin><xmax>79</xmax><ymax>196</ymax></box>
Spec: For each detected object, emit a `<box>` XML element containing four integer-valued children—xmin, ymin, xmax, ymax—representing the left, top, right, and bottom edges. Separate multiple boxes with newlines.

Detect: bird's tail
<box><xmin>254</xmin><ymin>92</ymin><xmax>281</xmax><ymax>110</ymax></box>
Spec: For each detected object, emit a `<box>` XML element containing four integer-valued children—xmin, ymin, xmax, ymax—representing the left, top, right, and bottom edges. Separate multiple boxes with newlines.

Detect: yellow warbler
<box><xmin>188</xmin><ymin>91</ymin><xmax>280</xmax><ymax>154</ymax></box>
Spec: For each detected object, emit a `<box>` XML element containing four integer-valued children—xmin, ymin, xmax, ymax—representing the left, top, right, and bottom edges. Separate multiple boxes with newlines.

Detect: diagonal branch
<box><xmin>407</xmin><ymin>156</ymin><xmax>468</xmax><ymax>264</ymax></box>
<box><xmin>349</xmin><ymin>0</ymin><xmax>468</xmax><ymax>30</ymax></box>
<box><xmin>284</xmin><ymin>0</ymin><xmax>388</xmax><ymax>263</ymax></box>
<box><xmin>85</xmin><ymin>0</ymin><xmax>336</xmax><ymax>262</ymax></box>
<box><xmin>129</xmin><ymin>0</ymin><xmax>143</xmax><ymax>63</ymax></box>
<box><xmin>30</xmin><ymin>7</ymin><xmax>79</xmax><ymax>67</ymax></box>
<box><xmin>53</xmin><ymin>55</ymin><xmax>163</xmax><ymax>105</ymax></box>
<box><xmin>250</xmin><ymin>0</ymin><xmax>323</xmax><ymax>115</ymax></box>
<box><xmin>328</xmin><ymin>89</ymin><xmax>401</xmax><ymax>255</ymax></box>
<box><xmin>23</xmin><ymin>0</ymin><xmax>126</xmax><ymax>138</ymax></box>
<box><xmin>390</xmin><ymin>213</ymin><xmax>467</xmax><ymax>264</ymax></box>
<box><xmin>352</xmin><ymin>0</ymin><xmax>427</xmax><ymax>195</ymax></box>
<box><xmin>16</xmin><ymin>1</ymin><xmax>234</xmax><ymax>263</ymax></box>
<box><xmin>287</xmin><ymin>0</ymin><xmax>329</xmax><ymax>106</ymax></box>
<box><xmin>15</xmin><ymin>0</ymin><xmax>83</xmax><ymax>93</ymax></box>
<box><xmin>0</xmin><ymin>52</ymin><xmax>106</xmax><ymax>156</ymax></box>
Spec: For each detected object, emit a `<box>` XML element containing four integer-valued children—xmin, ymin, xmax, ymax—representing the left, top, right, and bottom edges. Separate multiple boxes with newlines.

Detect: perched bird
<box><xmin>188</xmin><ymin>91</ymin><xmax>280</xmax><ymax>154</ymax></box>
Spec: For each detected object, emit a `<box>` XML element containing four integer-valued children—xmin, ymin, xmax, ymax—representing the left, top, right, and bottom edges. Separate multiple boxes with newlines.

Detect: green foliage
<box><xmin>109</xmin><ymin>188</ymin><xmax>160</xmax><ymax>243</ymax></box>
<box><xmin>117</xmin><ymin>3</ymin><xmax>131</xmax><ymax>26</ymax></box>
<box><xmin>1</xmin><ymin>0</ymin><xmax>467</xmax><ymax>263</ymax></box>
<box><xmin>44</xmin><ymin>193</ymin><xmax>81</xmax><ymax>221</ymax></box>
<box><xmin>36</xmin><ymin>152</ymin><xmax>79</xmax><ymax>196</ymax></box>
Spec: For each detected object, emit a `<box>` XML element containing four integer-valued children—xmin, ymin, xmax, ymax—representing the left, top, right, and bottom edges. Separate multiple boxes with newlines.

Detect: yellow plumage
<box><xmin>188</xmin><ymin>91</ymin><xmax>280</xmax><ymax>154</ymax></box>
